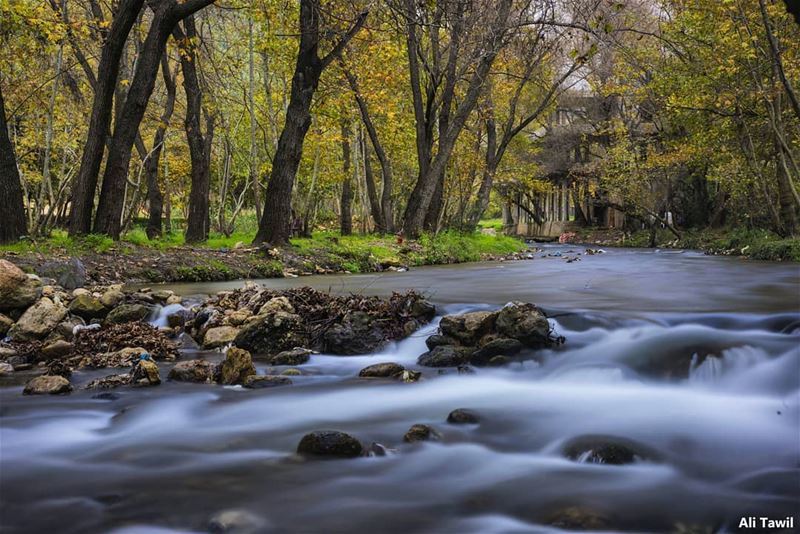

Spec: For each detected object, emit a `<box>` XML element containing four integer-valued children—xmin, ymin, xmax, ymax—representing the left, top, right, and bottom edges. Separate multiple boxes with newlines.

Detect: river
<box><xmin>1</xmin><ymin>244</ymin><xmax>798</xmax><ymax>533</ymax></box>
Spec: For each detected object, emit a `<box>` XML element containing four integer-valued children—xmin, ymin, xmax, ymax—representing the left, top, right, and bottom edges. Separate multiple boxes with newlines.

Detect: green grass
<box><xmin>478</xmin><ymin>218</ymin><xmax>504</xmax><ymax>231</ymax></box>
<box><xmin>409</xmin><ymin>231</ymin><xmax>525</xmax><ymax>265</ymax></box>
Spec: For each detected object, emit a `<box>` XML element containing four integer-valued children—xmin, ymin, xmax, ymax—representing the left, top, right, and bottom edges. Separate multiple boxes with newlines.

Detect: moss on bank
<box><xmin>1</xmin><ymin>229</ymin><xmax>526</xmax><ymax>284</ymax></box>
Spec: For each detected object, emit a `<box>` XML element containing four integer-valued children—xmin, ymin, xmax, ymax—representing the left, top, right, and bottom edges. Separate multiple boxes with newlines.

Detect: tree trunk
<box><xmin>340</xmin><ymin>120</ymin><xmax>353</xmax><ymax>236</ymax></box>
<box><xmin>0</xmin><ymin>85</ymin><xmax>28</xmax><ymax>242</ymax></box>
<box><xmin>69</xmin><ymin>0</ymin><xmax>144</xmax><ymax>235</ymax></box>
<box><xmin>253</xmin><ymin>0</ymin><xmax>367</xmax><ymax>245</ymax></box>
<box><xmin>145</xmin><ymin>56</ymin><xmax>177</xmax><ymax>239</ymax></box>
<box><xmin>361</xmin><ymin>131</ymin><xmax>383</xmax><ymax>232</ymax></box>
<box><xmin>177</xmin><ymin>16</ymin><xmax>214</xmax><ymax>243</ymax></box>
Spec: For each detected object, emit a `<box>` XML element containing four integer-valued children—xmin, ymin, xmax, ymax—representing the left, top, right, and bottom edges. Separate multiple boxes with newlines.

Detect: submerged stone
<box><xmin>297</xmin><ymin>430</ymin><xmax>363</xmax><ymax>458</ymax></box>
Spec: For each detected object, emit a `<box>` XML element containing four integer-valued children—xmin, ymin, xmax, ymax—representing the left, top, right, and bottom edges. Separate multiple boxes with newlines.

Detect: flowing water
<box><xmin>1</xmin><ymin>245</ymin><xmax>799</xmax><ymax>533</ymax></box>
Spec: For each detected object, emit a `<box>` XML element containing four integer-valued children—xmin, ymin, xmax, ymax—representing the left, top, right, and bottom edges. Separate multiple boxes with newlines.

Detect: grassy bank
<box><xmin>573</xmin><ymin>227</ymin><xmax>800</xmax><ymax>262</ymax></box>
<box><xmin>0</xmin><ymin>228</ymin><xmax>527</xmax><ymax>284</ymax></box>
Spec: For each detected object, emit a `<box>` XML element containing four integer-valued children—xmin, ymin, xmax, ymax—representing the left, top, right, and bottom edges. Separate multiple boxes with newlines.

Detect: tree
<box><xmin>69</xmin><ymin>0</ymin><xmax>145</xmax><ymax>236</ymax></box>
<box><xmin>175</xmin><ymin>16</ymin><xmax>214</xmax><ymax>243</ymax></box>
<box><xmin>0</xmin><ymin>84</ymin><xmax>28</xmax><ymax>243</ymax></box>
<box><xmin>253</xmin><ymin>0</ymin><xmax>368</xmax><ymax>246</ymax></box>
<box><xmin>92</xmin><ymin>0</ymin><xmax>216</xmax><ymax>239</ymax></box>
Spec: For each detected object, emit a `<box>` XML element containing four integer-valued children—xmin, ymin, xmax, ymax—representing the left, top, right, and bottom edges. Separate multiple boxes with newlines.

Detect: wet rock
<box><xmin>131</xmin><ymin>357</ymin><xmax>160</xmax><ymax>386</ymax></box>
<box><xmin>368</xmin><ymin>442</ymin><xmax>394</xmax><ymax>457</ymax></box>
<box><xmin>166</xmin><ymin>309</ymin><xmax>193</xmax><ymax>329</ymax></box>
<box><xmin>0</xmin><ymin>313</ymin><xmax>13</xmax><ymax>336</ymax></box>
<box><xmin>447</xmin><ymin>408</ymin><xmax>480</xmax><ymax>424</ymax></box>
<box><xmin>208</xmin><ymin>509</ymin><xmax>267</xmax><ymax>534</ymax></box>
<box><xmin>297</xmin><ymin>430</ymin><xmax>363</xmax><ymax>458</ymax></box>
<box><xmin>403</xmin><ymin>424</ymin><xmax>440</xmax><ymax>443</ymax></box>
<box><xmin>0</xmin><ymin>346</ymin><xmax>18</xmax><ymax>359</ymax></box>
<box><xmin>203</xmin><ymin>326</ymin><xmax>240</xmax><ymax>348</ymax></box>
<box><xmin>23</xmin><ymin>375</ymin><xmax>72</xmax><ymax>395</ymax></box>
<box><xmin>215</xmin><ymin>347</ymin><xmax>256</xmax><ymax>385</ymax></box>
<box><xmin>417</xmin><ymin>345</ymin><xmax>475</xmax><ymax>367</ymax></box>
<box><xmin>547</xmin><ymin>506</ymin><xmax>611</xmax><ymax>530</ymax></box>
<box><xmin>258</xmin><ymin>296</ymin><xmax>294</xmax><ymax>315</ymax></box>
<box><xmin>45</xmin><ymin>359</ymin><xmax>72</xmax><ymax>378</ymax></box>
<box><xmin>267</xmin><ymin>347</ymin><xmax>313</xmax><ymax>366</ymax></box>
<box><xmin>169</xmin><ymin>359</ymin><xmax>214</xmax><ymax>382</ymax></box>
<box><xmin>68</xmin><ymin>294</ymin><xmax>107</xmax><ymax>320</ymax></box>
<box><xmin>470</xmin><ymin>337</ymin><xmax>524</xmax><ymax>366</ymax></box>
<box><xmin>410</xmin><ymin>298</ymin><xmax>436</xmax><ymax>321</ymax></box>
<box><xmin>323</xmin><ymin>311</ymin><xmax>384</xmax><ymax>355</ymax></box>
<box><xmin>106</xmin><ymin>304</ymin><xmax>154</xmax><ymax>324</ymax></box>
<box><xmin>41</xmin><ymin>340</ymin><xmax>74</xmax><ymax>360</ymax></box>
<box><xmin>234</xmin><ymin>311</ymin><xmax>307</xmax><ymax>355</ymax></box>
<box><xmin>495</xmin><ymin>301</ymin><xmax>551</xmax><ymax>347</ymax></box>
<box><xmin>425</xmin><ymin>334</ymin><xmax>456</xmax><ymax>350</ymax></box>
<box><xmin>227</xmin><ymin>310</ymin><xmax>251</xmax><ymax>326</ymax></box>
<box><xmin>85</xmin><ymin>373</ymin><xmax>131</xmax><ymax>389</ymax></box>
<box><xmin>563</xmin><ymin>436</ymin><xmax>647</xmax><ymax>465</ymax></box>
<box><xmin>280</xmin><ymin>368</ymin><xmax>303</xmax><ymax>376</ymax></box>
<box><xmin>243</xmin><ymin>375</ymin><xmax>292</xmax><ymax>388</ymax></box>
<box><xmin>8</xmin><ymin>297</ymin><xmax>68</xmax><ymax>341</ymax></box>
<box><xmin>166</xmin><ymin>294</ymin><xmax>183</xmax><ymax>305</ymax></box>
<box><xmin>0</xmin><ymin>362</ymin><xmax>14</xmax><ymax>375</ymax></box>
<box><xmin>358</xmin><ymin>362</ymin><xmax>405</xmax><ymax>378</ymax></box>
<box><xmin>37</xmin><ymin>258</ymin><xmax>86</xmax><ymax>290</ymax></box>
<box><xmin>0</xmin><ymin>260</ymin><xmax>42</xmax><ymax>310</ymax></box>
<box><xmin>55</xmin><ymin>315</ymin><xmax>85</xmax><ymax>341</ymax></box>
<box><xmin>400</xmin><ymin>369</ymin><xmax>422</xmax><ymax>382</ymax></box>
<box><xmin>487</xmin><ymin>355</ymin><xmax>511</xmax><ymax>366</ymax></box>
<box><xmin>100</xmin><ymin>288</ymin><xmax>124</xmax><ymax>309</ymax></box>
<box><xmin>440</xmin><ymin>311</ymin><xmax>496</xmax><ymax>346</ymax></box>
<box><xmin>150</xmin><ymin>289</ymin><xmax>174</xmax><ymax>304</ymax></box>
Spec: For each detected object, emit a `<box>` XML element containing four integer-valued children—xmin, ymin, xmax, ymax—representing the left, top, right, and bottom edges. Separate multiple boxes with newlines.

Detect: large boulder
<box><xmin>68</xmin><ymin>294</ymin><xmax>107</xmax><ymax>320</ymax></box>
<box><xmin>358</xmin><ymin>362</ymin><xmax>405</xmax><ymax>378</ymax></box>
<box><xmin>233</xmin><ymin>311</ymin><xmax>307</xmax><ymax>355</ymax></box>
<box><xmin>495</xmin><ymin>302</ymin><xmax>551</xmax><ymax>348</ymax></box>
<box><xmin>203</xmin><ymin>326</ymin><xmax>240</xmax><ymax>348</ymax></box>
<box><xmin>418</xmin><ymin>345</ymin><xmax>474</xmax><ymax>367</ymax></box>
<box><xmin>37</xmin><ymin>258</ymin><xmax>86</xmax><ymax>290</ymax></box>
<box><xmin>23</xmin><ymin>375</ymin><xmax>72</xmax><ymax>395</ymax></box>
<box><xmin>215</xmin><ymin>347</ymin><xmax>256</xmax><ymax>385</ymax></box>
<box><xmin>0</xmin><ymin>260</ymin><xmax>42</xmax><ymax>311</ymax></box>
<box><xmin>168</xmin><ymin>359</ymin><xmax>214</xmax><ymax>382</ymax></box>
<box><xmin>323</xmin><ymin>311</ymin><xmax>384</xmax><ymax>354</ymax></box>
<box><xmin>297</xmin><ymin>430</ymin><xmax>363</xmax><ymax>458</ymax></box>
<box><xmin>106</xmin><ymin>304</ymin><xmax>154</xmax><ymax>324</ymax></box>
<box><xmin>439</xmin><ymin>311</ymin><xmax>496</xmax><ymax>346</ymax></box>
<box><xmin>8</xmin><ymin>297</ymin><xmax>68</xmax><ymax>341</ymax></box>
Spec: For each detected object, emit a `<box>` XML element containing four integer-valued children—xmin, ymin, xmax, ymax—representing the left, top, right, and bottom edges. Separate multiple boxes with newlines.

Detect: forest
<box><xmin>1</xmin><ymin>0</ymin><xmax>799</xmax><ymax>257</ymax></box>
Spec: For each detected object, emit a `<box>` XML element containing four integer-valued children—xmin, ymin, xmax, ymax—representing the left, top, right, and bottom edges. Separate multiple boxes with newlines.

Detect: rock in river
<box><xmin>403</xmin><ymin>424</ymin><xmax>440</xmax><ymax>443</ymax></box>
<box><xmin>106</xmin><ymin>304</ymin><xmax>155</xmax><ymax>324</ymax></box>
<box><xmin>563</xmin><ymin>435</ymin><xmax>651</xmax><ymax>465</ymax></box>
<box><xmin>203</xmin><ymin>326</ymin><xmax>240</xmax><ymax>348</ymax></box>
<box><xmin>266</xmin><ymin>347</ymin><xmax>313</xmax><ymax>366</ymax></box>
<box><xmin>417</xmin><ymin>345</ymin><xmax>474</xmax><ymax>367</ymax></box>
<box><xmin>243</xmin><ymin>375</ymin><xmax>292</xmax><ymax>389</ymax></box>
<box><xmin>297</xmin><ymin>430</ymin><xmax>363</xmax><ymax>458</ymax></box>
<box><xmin>447</xmin><ymin>408</ymin><xmax>480</xmax><ymax>424</ymax></box>
<box><xmin>323</xmin><ymin>311</ymin><xmax>384</xmax><ymax>355</ymax></box>
<box><xmin>68</xmin><ymin>294</ymin><xmax>107</xmax><ymax>320</ymax></box>
<box><xmin>215</xmin><ymin>347</ymin><xmax>256</xmax><ymax>385</ymax></box>
<box><xmin>168</xmin><ymin>359</ymin><xmax>214</xmax><ymax>382</ymax></box>
<box><xmin>233</xmin><ymin>311</ymin><xmax>307</xmax><ymax>355</ymax></box>
<box><xmin>23</xmin><ymin>375</ymin><xmax>72</xmax><ymax>395</ymax></box>
<box><xmin>358</xmin><ymin>362</ymin><xmax>405</xmax><ymax>378</ymax></box>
